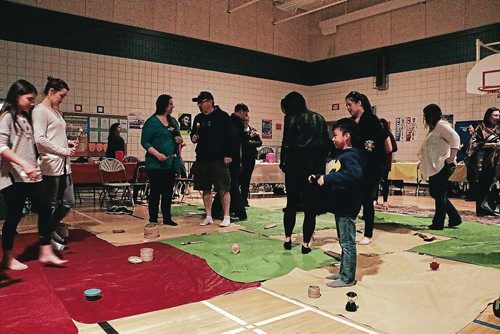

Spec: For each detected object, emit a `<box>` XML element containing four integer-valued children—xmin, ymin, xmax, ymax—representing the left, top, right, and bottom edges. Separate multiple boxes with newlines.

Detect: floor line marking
<box><xmin>71</xmin><ymin>209</ymin><xmax>104</xmax><ymax>224</ymax></box>
<box><xmin>254</xmin><ymin>308</ymin><xmax>308</xmax><ymax>326</ymax></box>
<box><xmin>258</xmin><ymin>287</ymin><xmax>378</xmax><ymax>334</ymax></box>
<box><xmin>201</xmin><ymin>300</ymin><xmax>248</xmax><ymax>326</ymax></box>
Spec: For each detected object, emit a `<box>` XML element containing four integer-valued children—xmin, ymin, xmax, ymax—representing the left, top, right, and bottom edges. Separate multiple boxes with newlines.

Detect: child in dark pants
<box><xmin>311</xmin><ymin>118</ymin><xmax>366</xmax><ymax>287</ymax></box>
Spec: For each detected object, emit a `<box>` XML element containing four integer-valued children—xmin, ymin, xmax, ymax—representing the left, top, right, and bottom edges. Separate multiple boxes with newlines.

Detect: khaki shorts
<box><xmin>193</xmin><ymin>160</ymin><xmax>231</xmax><ymax>192</ymax></box>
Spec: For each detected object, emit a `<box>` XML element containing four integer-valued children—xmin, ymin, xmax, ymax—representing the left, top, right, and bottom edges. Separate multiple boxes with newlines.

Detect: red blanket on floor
<box><xmin>0</xmin><ymin>230</ymin><xmax>260</xmax><ymax>333</ymax></box>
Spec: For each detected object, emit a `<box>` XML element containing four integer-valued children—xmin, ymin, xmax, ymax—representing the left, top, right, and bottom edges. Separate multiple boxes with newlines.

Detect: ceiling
<box><xmin>274</xmin><ymin>0</ymin><xmax>388</xmax><ymax>15</ymax></box>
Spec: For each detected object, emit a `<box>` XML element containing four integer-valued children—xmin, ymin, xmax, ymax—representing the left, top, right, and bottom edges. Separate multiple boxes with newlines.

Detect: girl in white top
<box><xmin>0</xmin><ymin>80</ymin><xmax>52</xmax><ymax>269</ymax></box>
<box><xmin>32</xmin><ymin>77</ymin><xmax>76</xmax><ymax>259</ymax></box>
<box><xmin>418</xmin><ymin>104</ymin><xmax>462</xmax><ymax>230</ymax></box>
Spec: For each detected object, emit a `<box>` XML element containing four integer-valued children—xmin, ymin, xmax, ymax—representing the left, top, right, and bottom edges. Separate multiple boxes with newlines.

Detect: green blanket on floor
<box><xmin>161</xmin><ymin>231</ymin><xmax>333</xmax><ymax>283</ymax></box>
<box><xmin>374</xmin><ymin>212</ymin><xmax>500</xmax><ymax>269</ymax></box>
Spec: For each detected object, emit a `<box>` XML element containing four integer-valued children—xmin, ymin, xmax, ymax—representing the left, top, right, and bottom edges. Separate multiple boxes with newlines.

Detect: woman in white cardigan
<box><xmin>418</xmin><ymin>104</ymin><xmax>462</xmax><ymax>230</ymax></box>
<box><xmin>0</xmin><ymin>79</ymin><xmax>65</xmax><ymax>268</ymax></box>
<box><xmin>32</xmin><ymin>76</ymin><xmax>77</xmax><ymax>257</ymax></box>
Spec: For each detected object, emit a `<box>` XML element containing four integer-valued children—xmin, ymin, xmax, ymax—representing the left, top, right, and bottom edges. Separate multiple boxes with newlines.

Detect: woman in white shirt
<box><xmin>32</xmin><ymin>77</ymin><xmax>77</xmax><ymax>260</ymax></box>
<box><xmin>418</xmin><ymin>104</ymin><xmax>462</xmax><ymax>230</ymax></box>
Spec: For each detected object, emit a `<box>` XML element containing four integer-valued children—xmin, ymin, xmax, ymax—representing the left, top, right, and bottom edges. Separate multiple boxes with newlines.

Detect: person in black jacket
<box><xmin>345</xmin><ymin>91</ymin><xmax>389</xmax><ymax>246</ymax></box>
<box><xmin>280</xmin><ymin>91</ymin><xmax>331</xmax><ymax>254</ymax></box>
<box><xmin>190</xmin><ymin>91</ymin><xmax>234</xmax><ymax>227</ymax></box>
<box><xmin>212</xmin><ymin>103</ymin><xmax>249</xmax><ymax>221</ymax></box>
<box><xmin>240</xmin><ymin>116</ymin><xmax>262</xmax><ymax>207</ymax></box>
<box><xmin>376</xmin><ymin>118</ymin><xmax>397</xmax><ymax>210</ymax></box>
<box><xmin>311</xmin><ymin>118</ymin><xmax>366</xmax><ymax>287</ymax></box>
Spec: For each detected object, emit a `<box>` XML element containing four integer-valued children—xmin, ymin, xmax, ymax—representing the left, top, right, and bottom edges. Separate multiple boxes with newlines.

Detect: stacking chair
<box><xmin>173</xmin><ymin>160</ymin><xmax>195</xmax><ymax>203</ymax></box>
<box><xmin>99</xmin><ymin>158</ymin><xmax>134</xmax><ymax>209</ymax></box>
<box><xmin>132</xmin><ymin>162</ymin><xmax>149</xmax><ymax>203</ymax></box>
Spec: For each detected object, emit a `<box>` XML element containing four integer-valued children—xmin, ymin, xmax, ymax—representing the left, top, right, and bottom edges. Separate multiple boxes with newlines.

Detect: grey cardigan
<box><xmin>0</xmin><ymin>112</ymin><xmax>41</xmax><ymax>191</ymax></box>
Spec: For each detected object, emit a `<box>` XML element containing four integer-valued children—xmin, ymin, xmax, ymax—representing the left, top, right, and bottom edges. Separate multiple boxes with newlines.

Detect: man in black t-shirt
<box><xmin>190</xmin><ymin>91</ymin><xmax>233</xmax><ymax>227</ymax></box>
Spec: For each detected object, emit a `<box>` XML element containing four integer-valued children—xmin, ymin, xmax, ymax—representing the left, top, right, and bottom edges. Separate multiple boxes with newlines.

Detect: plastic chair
<box><xmin>99</xmin><ymin>158</ymin><xmax>134</xmax><ymax>209</ymax></box>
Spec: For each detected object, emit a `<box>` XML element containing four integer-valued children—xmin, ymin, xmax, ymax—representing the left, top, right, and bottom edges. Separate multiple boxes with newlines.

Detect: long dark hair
<box><xmin>43</xmin><ymin>76</ymin><xmax>69</xmax><ymax>95</ymax></box>
<box><xmin>0</xmin><ymin>79</ymin><xmax>38</xmax><ymax>132</ymax></box>
<box><xmin>108</xmin><ymin>122</ymin><xmax>121</xmax><ymax>141</ymax></box>
<box><xmin>345</xmin><ymin>91</ymin><xmax>372</xmax><ymax>114</ymax></box>
<box><xmin>483</xmin><ymin>107</ymin><xmax>499</xmax><ymax>128</ymax></box>
<box><xmin>281</xmin><ymin>91</ymin><xmax>307</xmax><ymax>115</ymax></box>
<box><xmin>423</xmin><ymin>104</ymin><xmax>442</xmax><ymax>131</ymax></box>
<box><xmin>155</xmin><ymin>94</ymin><xmax>173</xmax><ymax>123</ymax></box>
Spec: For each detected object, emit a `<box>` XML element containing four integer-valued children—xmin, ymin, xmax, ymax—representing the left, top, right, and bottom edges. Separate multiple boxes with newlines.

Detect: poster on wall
<box><xmin>395</xmin><ymin>117</ymin><xmax>416</xmax><ymax>141</ymax></box>
<box><xmin>128</xmin><ymin>113</ymin><xmax>146</xmax><ymax>129</ymax></box>
<box><xmin>178</xmin><ymin>113</ymin><xmax>191</xmax><ymax>134</ymax></box>
<box><xmin>261</xmin><ymin>119</ymin><xmax>272</xmax><ymax>139</ymax></box>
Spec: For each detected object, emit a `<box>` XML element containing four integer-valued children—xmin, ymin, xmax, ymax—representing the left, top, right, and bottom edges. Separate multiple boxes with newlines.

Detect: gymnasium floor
<box><xmin>2</xmin><ymin>189</ymin><xmax>500</xmax><ymax>334</ymax></box>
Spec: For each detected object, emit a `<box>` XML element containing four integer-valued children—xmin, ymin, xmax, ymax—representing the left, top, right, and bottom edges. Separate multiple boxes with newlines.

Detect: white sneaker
<box><xmin>200</xmin><ymin>216</ymin><xmax>213</xmax><ymax>226</ymax></box>
<box><xmin>220</xmin><ymin>216</ymin><xmax>231</xmax><ymax>227</ymax></box>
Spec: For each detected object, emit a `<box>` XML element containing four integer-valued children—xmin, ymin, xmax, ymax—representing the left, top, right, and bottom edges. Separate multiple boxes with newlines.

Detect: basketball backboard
<box><xmin>466</xmin><ymin>53</ymin><xmax>500</xmax><ymax>95</ymax></box>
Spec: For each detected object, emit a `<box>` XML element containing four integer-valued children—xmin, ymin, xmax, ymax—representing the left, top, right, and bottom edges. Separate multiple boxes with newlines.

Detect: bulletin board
<box><xmin>63</xmin><ymin>113</ymin><xmax>128</xmax><ymax>157</ymax></box>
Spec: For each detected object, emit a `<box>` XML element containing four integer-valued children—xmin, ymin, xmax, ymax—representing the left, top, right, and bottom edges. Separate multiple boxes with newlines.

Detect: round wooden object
<box><xmin>144</xmin><ymin>223</ymin><xmax>159</xmax><ymax>240</ymax></box>
<box><xmin>308</xmin><ymin>285</ymin><xmax>321</xmax><ymax>298</ymax></box>
<box><xmin>140</xmin><ymin>247</ymin><xmax>154</xmax><ymax>262</ymax></box>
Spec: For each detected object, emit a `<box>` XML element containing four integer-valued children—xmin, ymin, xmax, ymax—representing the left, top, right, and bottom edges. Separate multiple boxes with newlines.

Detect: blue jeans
<box><xmin>335</xmin><ymin>214</ymin><xmax>357</xmax><ymax>283</ymax></box>
<box><xmin>428</xmin><ymin>163</ymin><xmax>462</xmax><ymax>229</ymax></box>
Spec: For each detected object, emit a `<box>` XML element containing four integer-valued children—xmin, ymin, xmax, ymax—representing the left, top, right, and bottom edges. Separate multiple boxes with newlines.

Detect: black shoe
<box><xmin>301</xmin><ymin>245</ymin><xmax>312</xmax><ymax>254</ymax></box>
<box><xmin>448</xmin><ymin>220</ymin><xmax>462</xmax><ymax>228</ymax></box>
<box><xmin>284</xmin><ymin>240</ymin><xmax>292</xmax><ymax>250</ymax></box>
<box><xmin>477</xmin><ymin>210</ymin><xmax>497</xmax><ymax>217</ymax></box>
<box><xmin>244</xmin><ymin>203</ymin><xmax>249</xmax><ymax>207</ymax></box>
<box><xmin>163</xmin><ymin>220</ymin><xmax>178</xmax><ymax>226</ymax></box>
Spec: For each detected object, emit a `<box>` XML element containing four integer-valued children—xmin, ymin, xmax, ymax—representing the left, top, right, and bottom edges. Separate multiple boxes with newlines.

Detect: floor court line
<box><xmin>71</xmin><ymin>209</ymin><xmax>105</xmax><ymax>224</ymax></box>
<box><xmin>258</xmin><ymin>287</ymin><xmax>378</xmax><ymax>334</ymax></box>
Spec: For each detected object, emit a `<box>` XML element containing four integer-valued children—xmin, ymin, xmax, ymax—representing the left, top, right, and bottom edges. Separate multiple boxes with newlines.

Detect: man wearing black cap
<box><xmin>190</xmin><ymin>91</ymin><xmax>234</xmax><ymax>227</ymax></box>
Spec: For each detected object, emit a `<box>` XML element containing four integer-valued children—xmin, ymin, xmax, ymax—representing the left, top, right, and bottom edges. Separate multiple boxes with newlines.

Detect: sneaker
<box><xmin>120</xmin><ymin>206</ymin><xmax>133</xmax><ymax>215</ymax></box>
<box><xmin>51</xmin><ymin>239</ymin><xmax>69</xmax><ymax>251</ymax></box>
<box><xmin>325</xmin><ymin>273</ymin><xmax>340</xmax><ymax>280</ymax></box>
<box><xmin>107</xmin><ymin>206</ymin><xmax>122</xmax><ymax>214</ymax></box>
<box><xmin>326</xmin><ymin>279</ymin><xmax>355</xmax><ymax>288</ymax></box>
<box><xmin>200</xmin><ymin>217</ymin><xmax>213</xmax><ymax>226</ymax></box>
<box><xmin>51</xmin><ymin>231</ymin><xmax>67</xmax><ymax>245</ymax></box>
<box><xmin>220</xmin><ymin>216</ymin><xmax>231</xmax><ymax>227</ymax></box>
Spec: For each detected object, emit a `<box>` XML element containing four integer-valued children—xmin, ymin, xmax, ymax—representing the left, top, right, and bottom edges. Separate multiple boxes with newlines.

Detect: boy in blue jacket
<box><xmin>311</xmin><ymin>118</ymin><xmax>366</xmax><ymax>287</ymax></box>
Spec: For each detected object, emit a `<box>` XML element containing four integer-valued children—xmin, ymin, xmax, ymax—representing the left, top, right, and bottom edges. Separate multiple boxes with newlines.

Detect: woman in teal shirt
<box><xmin>141</xmin><ymin>94</ymin><xmax>183</xmax><ymax>225</ymax></box>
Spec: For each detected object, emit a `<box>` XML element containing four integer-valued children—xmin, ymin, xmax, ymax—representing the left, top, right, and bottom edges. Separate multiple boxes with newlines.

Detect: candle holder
<box><xmin>345</xmin><ymin>291</ymin><xmax>358</xmax><ymax>312</ymax></box>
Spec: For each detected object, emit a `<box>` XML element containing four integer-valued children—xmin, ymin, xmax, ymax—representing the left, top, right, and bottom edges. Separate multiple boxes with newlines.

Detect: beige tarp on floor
<box><xmin>263</xmin><ymin>252</ymin><xmax>500</xmax><ymax>334</ymax></box>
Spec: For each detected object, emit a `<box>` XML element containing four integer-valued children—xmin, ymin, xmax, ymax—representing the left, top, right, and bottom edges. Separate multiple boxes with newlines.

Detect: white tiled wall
<box><xmin>309</xmin><ymin>65</ymin><xmax>498</xmax><ymax>161</ymax></box>
<box><xmin>1</xmin><ymin>39</ymin><xmax>497</xmax><ymax>163</ymax></box>
<box><xmin>0</xmin><ymin>40</ymin><xmax>309</xmax><ymax>161</ymax></box>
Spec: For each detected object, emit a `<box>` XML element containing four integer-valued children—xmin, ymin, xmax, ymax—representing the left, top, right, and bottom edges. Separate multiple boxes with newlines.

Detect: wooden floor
<box><xmin>5</xmin><ymin>188</ymin><xmax>500</xmax><ymax>333</ymax></box>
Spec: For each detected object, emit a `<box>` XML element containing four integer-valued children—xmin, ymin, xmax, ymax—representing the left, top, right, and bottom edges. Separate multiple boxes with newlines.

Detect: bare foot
<box><xmin>39</xmin><ymin>254</ymin><xmax>67</xmax><ymax>266</ymax></box>
<box><xmin>3</xmin><ymin>258</ymin><xmax>28</xmax><ymax>270</ymax></box>
<box><xmin>383</xmin><ymin>202</ymin><xmax>389</xmax><ymax>210</ymax></box>
<box><xmin>357</xmin><ymin>237</ymin><xmax>372</xmax><ymax>245</ymax></box>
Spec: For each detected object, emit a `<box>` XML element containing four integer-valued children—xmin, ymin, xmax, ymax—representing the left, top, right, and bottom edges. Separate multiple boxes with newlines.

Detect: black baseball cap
<box><xmin>192</xmin><ymin>91</ymin><xmax>214</xmax><ymax>103</ymax></box>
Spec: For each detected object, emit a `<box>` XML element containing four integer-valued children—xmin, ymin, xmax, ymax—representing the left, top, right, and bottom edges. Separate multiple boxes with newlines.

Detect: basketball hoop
<box><xmin>478</xmin><ymin>85</ymin><xmax>500</xmax><ymax>98</ymax></box>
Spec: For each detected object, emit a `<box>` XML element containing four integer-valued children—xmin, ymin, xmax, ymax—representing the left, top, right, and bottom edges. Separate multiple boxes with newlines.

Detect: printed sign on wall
<box><xmin>261</xmin><ymin>119</ymin><xmax>272</xmax><ymax>139</ymax></box>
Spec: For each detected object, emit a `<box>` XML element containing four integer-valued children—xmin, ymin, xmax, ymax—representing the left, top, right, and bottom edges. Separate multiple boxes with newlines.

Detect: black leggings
<box><xmin>147</xmin><ymin>169</ymin><xmax>176</xmax><ymax>223</ymax></box>
<box><xmin>1</xmin><ymin>183</ymin><xmax>37</xmax><ymax>250</ymax></box>
<box><xmin>283</xmin><ymin>174</ymin><xmax>316</xmax><ymax>244</ymax></box>
<box><xmin>362</xmin><ymin>166</ymin><xmax>383</xmax><ymax>238</ymax></box>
